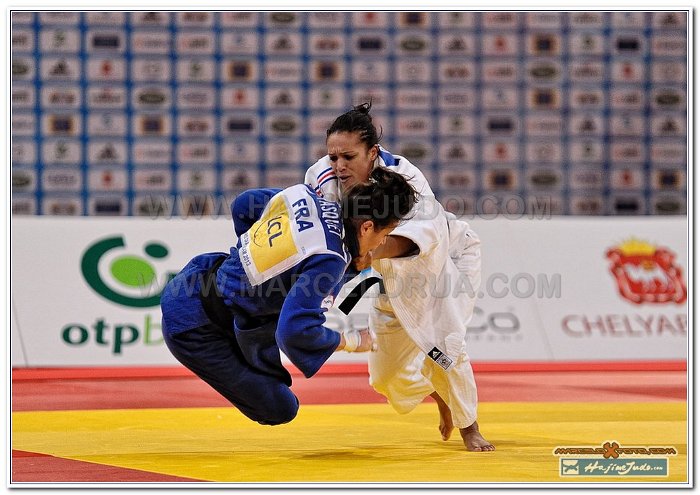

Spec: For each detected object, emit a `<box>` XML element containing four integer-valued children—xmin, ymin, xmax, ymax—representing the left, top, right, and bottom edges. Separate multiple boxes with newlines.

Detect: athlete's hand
<box><xmin>340</xmin><ymin>328</ymin><xmax>377</xmax><ymax>353</ymax></box>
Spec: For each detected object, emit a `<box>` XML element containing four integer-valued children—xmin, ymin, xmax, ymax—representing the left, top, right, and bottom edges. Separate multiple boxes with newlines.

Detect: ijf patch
<box><xmin>428</xmin><ymin>347</ymin><xmax>453</xmax><ymax>370</ymax></box>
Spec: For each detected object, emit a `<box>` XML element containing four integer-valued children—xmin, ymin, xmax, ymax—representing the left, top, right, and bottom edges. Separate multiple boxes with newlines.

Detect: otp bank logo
<box><xmin>81</xmin><ymin>236</ymin><xmax>178</xmax><ymax>308</ymax></box>
<box><xmin>606</xmin><ymin>238</ymin><xmax>687</xmax><ymax>305</ymax></box>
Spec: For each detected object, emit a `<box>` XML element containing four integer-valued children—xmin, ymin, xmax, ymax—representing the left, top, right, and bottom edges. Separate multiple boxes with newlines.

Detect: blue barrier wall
<box><xmin>11</xmin><ymin>11</ymin><xmax>688</xmax><ymax>216</ymax></box>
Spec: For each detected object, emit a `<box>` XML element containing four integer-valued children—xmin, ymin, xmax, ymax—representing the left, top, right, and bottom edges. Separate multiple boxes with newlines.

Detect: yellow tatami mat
<box><xmin>13</xmin><ymin>402</ymin><xmax>687</xmax><ymax>483</ymax></box>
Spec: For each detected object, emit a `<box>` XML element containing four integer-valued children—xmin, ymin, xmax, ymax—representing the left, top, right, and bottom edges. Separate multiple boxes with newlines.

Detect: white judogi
<box><xmin>305</xmin><ymin>147</ymin><xmax>481</xmax><ymax>428</ymax></box>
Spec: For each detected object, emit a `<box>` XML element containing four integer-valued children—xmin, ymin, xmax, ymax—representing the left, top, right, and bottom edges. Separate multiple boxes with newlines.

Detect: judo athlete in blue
<box><xmin>160</xmin><ymin>168</ymin><xmax>417</xmax><ymax>426</ymax></box>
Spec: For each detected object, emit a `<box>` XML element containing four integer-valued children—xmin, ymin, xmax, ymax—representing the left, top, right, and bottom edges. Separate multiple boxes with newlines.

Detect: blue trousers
<box><xmin>163</xmin><ymin>314</ymin><xmax>299</xmax><ymax>426</ymax></box>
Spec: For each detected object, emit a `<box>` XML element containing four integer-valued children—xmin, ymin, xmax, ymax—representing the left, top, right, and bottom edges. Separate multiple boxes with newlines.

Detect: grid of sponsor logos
<box><xmin>11</xmin><ymin>11</ymin><xmax>687</xmax><ymax>216</ymax></box>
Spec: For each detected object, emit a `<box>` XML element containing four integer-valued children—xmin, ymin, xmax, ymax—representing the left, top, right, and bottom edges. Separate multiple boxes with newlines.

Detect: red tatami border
<box><xmin>11</xmin><ymin>360</ymin><xmax>687</xmax><ymax>381</ymax></box>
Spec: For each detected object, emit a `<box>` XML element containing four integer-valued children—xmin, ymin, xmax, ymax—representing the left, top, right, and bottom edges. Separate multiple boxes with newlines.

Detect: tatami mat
<box><xmin>12</xmin><ymin>401</ymin><xmax>687</xmax><ymax>483</ymax></box>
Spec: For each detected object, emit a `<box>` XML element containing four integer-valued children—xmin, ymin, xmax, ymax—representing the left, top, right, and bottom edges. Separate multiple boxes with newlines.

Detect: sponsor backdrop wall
<box><xmin>12</xmin><ymin>217</ymin><xmax>687</xmax><ymax>367</ymax></box>
<box><xmin>11</xmin><ymin>11</ymin><xmax>687</xmax><ymax>217</ymax></box>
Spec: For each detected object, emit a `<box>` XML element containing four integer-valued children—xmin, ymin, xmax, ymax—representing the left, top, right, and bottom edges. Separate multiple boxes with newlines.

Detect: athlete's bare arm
<box><xmin>371</xmin><ymin>235</ymin><xmax>418</xmax><ymax>260</ymax></box>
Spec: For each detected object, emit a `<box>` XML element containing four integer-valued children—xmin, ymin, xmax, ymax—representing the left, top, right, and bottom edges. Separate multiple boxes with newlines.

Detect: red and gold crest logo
<box><xmin>606</xmin><ymin>239</ymin><xmax>686</xmax><ymax>304</ymax></box>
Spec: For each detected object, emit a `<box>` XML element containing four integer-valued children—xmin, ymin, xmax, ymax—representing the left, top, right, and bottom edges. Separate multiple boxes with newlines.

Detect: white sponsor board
<box><xmin>13</xmin><ymin>218</ymin><xmax>231</xmax><ymax>366</ymax></box>
<box><xmin>468</xmin><ymin>217</ymin><xmax>687</xmax><ymax>361</ymax></box>
<box><xmin>11</xmin><ymin>301</ymin><xmax>28</xmax><ymax>366</ymax></box>
<box><xmin>11</xmin><ymin>217</ymin><xmax>688</xmax><ymax>367</ymax></box>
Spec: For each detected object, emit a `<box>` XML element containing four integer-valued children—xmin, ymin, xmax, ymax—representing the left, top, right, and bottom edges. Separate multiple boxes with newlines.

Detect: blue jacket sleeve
<box><xmin>231</xmin><ymin>188</ymin><xmax>282</xmax><ymax>237</ymax></box>
<box><xmin>275</xmin><ymin>254</ymin><xmax>345</xmax><ymax>378</ymax></box>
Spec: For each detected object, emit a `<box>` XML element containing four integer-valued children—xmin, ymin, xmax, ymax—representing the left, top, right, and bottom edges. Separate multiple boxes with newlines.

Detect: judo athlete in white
<box><xmin>305</xmin><ymin>102</ymin><xmax>494</xmax><ymax>451</ymax></box>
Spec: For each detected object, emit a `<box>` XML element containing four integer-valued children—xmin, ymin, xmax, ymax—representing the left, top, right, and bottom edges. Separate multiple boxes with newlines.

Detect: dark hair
<box><xmin>326</xmin><ymin>101</ymin><xmax>382</xmax><ymax>149</ymax></box>
<box><xmin>341</xmin><ymin>167</ymin><xmax>418</xmax><ymax>230</ymax></box>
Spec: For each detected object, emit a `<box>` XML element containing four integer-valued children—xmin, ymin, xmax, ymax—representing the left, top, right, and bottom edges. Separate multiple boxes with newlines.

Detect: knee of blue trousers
<box><xmin>254</xmin><ymin>394</ymin><xmax>299</xmax><ymax>426</ymax></box>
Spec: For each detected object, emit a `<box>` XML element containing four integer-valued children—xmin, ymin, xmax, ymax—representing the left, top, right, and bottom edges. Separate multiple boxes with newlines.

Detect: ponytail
<box><xmin>326</xmin><ymin>101</ymin><xmax>383</xmax><ymax>149</ymax></box>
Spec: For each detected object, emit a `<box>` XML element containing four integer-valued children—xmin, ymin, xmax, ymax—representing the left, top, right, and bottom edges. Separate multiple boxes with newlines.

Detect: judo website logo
<box><xmin>606</xmin><ymin>238</ymin><xmax>687</xmax><ymax>305</ymax></box>
<box><xmin>554</xmin><ymin>441</ymin><xmax>676</xmax><ymax>477</ymax></box>
<box><xmin>81</xmin><ymin>235</ymin><xmax>178</xmax><ymax>308</ymax></box>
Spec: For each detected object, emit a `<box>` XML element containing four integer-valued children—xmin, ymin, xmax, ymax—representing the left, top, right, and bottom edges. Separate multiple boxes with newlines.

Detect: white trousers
<box><xmin>368</xmin><ymin>226</ymin><xmax>481</xmax><ymax>429</ymax></box>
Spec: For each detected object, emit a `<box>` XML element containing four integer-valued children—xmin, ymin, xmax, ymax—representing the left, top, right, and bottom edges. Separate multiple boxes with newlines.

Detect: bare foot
<box><xmin>430</xmin><ymin>392</ymin><xmax>454</xmax><ymax>441</ymax></box>
<box><xmin>459</xmin><ymin>421</ymin><xmax>495</xmax><ymax>452</ymax></box>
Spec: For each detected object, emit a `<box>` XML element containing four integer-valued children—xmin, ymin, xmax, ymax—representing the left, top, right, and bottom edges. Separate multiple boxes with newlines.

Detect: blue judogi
<box><xmin>160</xmin><ymin>185</ymin><xmax>355</xmax><ymax>425</ymax></box>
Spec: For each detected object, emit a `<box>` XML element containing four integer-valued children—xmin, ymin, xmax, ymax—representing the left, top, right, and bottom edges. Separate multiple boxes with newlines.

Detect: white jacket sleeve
<box><xmin>387</xmin><ymin>194</ymin><xmax>441</xmax><ymax>258</ymax></box>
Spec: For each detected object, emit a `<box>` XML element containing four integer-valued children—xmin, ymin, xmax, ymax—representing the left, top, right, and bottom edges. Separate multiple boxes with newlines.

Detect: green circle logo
<box><xmin>110</xmin><ymin>256</ymin><xmax>157</xmax><ymax>287</ymax></box>
<box><xmin>81</xmin><ymin>236</ymin><xmax>177</xmax><ymax>308</ymax></box>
